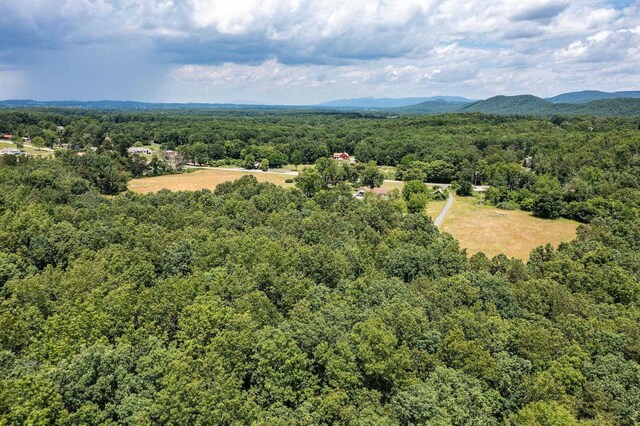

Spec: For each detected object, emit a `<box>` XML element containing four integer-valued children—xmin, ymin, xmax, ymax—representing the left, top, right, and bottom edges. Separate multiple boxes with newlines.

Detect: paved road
<box><xmin>434</xmin><ymin>192</ymin><xmax>454</xmax><ymax>228</ymax></box>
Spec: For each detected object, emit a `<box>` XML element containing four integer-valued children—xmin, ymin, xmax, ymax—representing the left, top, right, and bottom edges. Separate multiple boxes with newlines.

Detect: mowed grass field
<box><xmin>431</xmin><ymin>195</ymin><xmax>579</xmax><ymax>260</ymax></box>
<box><xmin>128</xmin><ymin>168</ymin><xmax>295</xmax><ymax>194</ymax></box>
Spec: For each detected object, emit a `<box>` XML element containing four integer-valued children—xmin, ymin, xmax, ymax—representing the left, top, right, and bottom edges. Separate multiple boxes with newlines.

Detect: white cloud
<box><xmin>0</xmin><ymin>0</ymin><xmax>638</xmax><ymax>101</ymax></box>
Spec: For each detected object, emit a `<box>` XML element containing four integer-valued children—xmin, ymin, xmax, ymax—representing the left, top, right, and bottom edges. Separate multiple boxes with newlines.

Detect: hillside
<box><xmin>318</xmin><ymin>96</ymin><xmax>475</xmax><ymax>108</ymax></box>
<box><xmin>547</xmin><ymin>90</ymin><xmax>640</xmax><ymax>103</ymax></box>
<box><xmin>460</xmin><ymin>95</ymin><xmax>552</xmax><ymax>115</ymax></box>
<box><xmin>397</xmin><ymin>99</ymin><xmax>469</xmax><ymax>113</ymax></box>
<box><xmin>451</xmin><ymin>95</ymin><xmax>640</xmax><ymax>116</ymax></box>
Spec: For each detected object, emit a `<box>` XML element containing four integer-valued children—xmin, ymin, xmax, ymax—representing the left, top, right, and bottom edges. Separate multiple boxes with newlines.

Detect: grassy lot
<box><xmin>379</xmin><ymin>180</ymin><xmax>404</xmax><ymax>192</ymax></box>
<box><xmin>426</xmin><ymin>199</ymin><xmax>447</xmax><ymax>219</ymax></box>
<box><xmin>282</xmin><ymin>163</ymin><xmax>314</xmax><ymax>171</ymax></box>
<box><xmin>128</xmin><ymin>168</ymin><xmax>295</xmax><ymax>194</ymax></box>
<box><xmin>0</xmin><ymin>141</ymin><xmax>54</xmax><ymax>157</ymax></box>
<box><xmin>378</xmin><ymin>166</ymin><xmax>397</xmax><ymax>180</ymax></box>
<box><xmin>431</xmin><ymin>195</ymin><xmax>579</xmax><ymax>260</ymax></box>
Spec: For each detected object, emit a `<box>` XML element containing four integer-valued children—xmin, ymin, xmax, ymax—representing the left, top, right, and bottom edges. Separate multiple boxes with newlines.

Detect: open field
<box><xmin>282</xmin><ymin>163</ymin><xmax>315</xmax><ymax>171</ymax></box>
<box><xmin>378</xmin><ymin>166</ymin><xmax>397</xmax><ymax>179</ymax></box>
<box><xmin>0</xmin><ymin>141</ymin><xmax>54</xmax><ymax>157</ymax></box>
<box><xmin>379</xmin><ymin>180</ymin><xmax>404</xmax><ymax>192</ymax></box>
<box><xmin>431</xmin><ymin>195</ymin><xmax>579</xmax><ymax>260</ymax></box>
<box><xmin>128</xmin><ymin>168</ymin><xmax>295</xmax><ymax>194</ymax></box>
<box><xmin>426</xmin><ymin>199</ymin><xmax>447</xmax><ymax>219</ymax></box>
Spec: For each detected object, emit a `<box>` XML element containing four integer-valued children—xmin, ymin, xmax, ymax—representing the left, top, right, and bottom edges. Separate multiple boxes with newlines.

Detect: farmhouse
<box><xmin>332</xmin><ymin>152</ymin><xmax>352</xmax><ymax>161</ymax></box>
<box><xmin>353</xmin><ymin>187</ymin><xmax>390</xmax><ymax>199</ymax></box>
<box><xmin>128</xmin><ymin>147</ymin><xmax>154</xmax><ymax>155</ymax></box>
<box><xmin>0</xmin><ymin>148</ymin><xmax>22</xmax><ymax>156</ymax></box>
<box><xmin>371</xmin><ymin>187</ymin><xmax>390</xmax><ymax>197</ymax></box>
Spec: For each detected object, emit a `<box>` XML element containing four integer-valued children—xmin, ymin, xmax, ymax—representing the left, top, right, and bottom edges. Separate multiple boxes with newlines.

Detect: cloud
<box><xmin>0</xmin><ymin>0</ymin><xmax>638</xmax><ymax>101</ymax></box>
<box><xmin>554</xmin><ymin>26</ymin><xmax>640</xmax><ymax>63</ymax></box>
<box><xmin>511</xmin><ymin>2</ymin><xmax>568</xmax><ymax>22</ymax></box>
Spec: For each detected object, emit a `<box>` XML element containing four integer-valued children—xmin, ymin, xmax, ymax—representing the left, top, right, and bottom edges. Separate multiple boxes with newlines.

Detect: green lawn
<box><xmin>429</xmin><ymin>195</ymin><xmax>579</xmax><ymax>260</ymax></box>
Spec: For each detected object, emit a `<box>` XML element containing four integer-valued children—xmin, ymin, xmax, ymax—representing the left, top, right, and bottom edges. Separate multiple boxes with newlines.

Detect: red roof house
<box><xmin>332</xmin><ymin>152</ymin><xmax>350</xmax><ymax>161</ymax></box>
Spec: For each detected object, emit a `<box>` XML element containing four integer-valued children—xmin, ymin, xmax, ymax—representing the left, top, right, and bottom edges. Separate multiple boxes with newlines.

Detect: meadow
<box><xmin>431</xmin><ymin>195</ymin><xmax>579</xmax><ymax>260</ymax></box>
<box><xmin>128</xmin><ymin>168</ymin><xmax>295</xmax><ymax>193</ymax></box>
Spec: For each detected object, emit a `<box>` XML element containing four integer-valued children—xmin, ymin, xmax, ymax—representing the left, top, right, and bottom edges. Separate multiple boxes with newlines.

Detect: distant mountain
<box><xmin>460</xmin><ymin>95</ymin><xmax>552</xmax><ymax>114</ymax></box>
<box><xmin>0</xmin><ymin>99</ymin><xmax>300</xmax><ymax>110</ymax></box>
<box><xmin>399</xmin><ymin>95</ymin><xmax>640</xmax><ymax>116</ymax></box>
<box><xmin>318</xmin><ymin>96</ymin><xmax>476</xmax><ymax>108</ymax></box>
<box><xmin>2</xmin><ymin>94</ymin><xmax>640</xmax><ymax>116</ymax></box>
<box><xmin>454</xmin><ymin>95</ymin><xmax>640</xmax><ymax>116</ymax></box>
<box><xmin>546</xmin><ymin>90</ymin><xmax>640</xmax><ymax>104</ymax></box>
<box><xmin>398</xmin><ymin>99</ymin><xmax>470</xmax><ymax>113</ymax></box>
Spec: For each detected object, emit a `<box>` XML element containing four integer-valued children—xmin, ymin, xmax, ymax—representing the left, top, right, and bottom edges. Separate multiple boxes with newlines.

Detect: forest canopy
<box><xmin>0</xmin><ymin>109</ymin><xmax>639</xmax><ymax>424</ymax></box>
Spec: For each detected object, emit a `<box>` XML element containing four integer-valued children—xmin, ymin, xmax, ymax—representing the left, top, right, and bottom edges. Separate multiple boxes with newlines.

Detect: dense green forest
<box><xmin>1</xmin><ymin>110</ymin><xmax>640</xmax><ymax>424</ymax></box>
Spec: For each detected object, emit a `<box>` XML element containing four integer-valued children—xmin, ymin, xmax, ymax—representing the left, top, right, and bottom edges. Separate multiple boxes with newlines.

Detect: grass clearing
<box><xmin>0</xmin><ymin>141</ymin><xmax>54</xmax><ymax>157</ymax></box>
<box><xmin>379</xmin><ymin>180</ymin><xmax>404</xmax><ymax>192</ymax></box>
<box><xmin>430</xmin><ymin>195</ymin><xmax>579</xmax><ymax>260</ymax></box>
<box><xmin>426</xmin><ymin>199</ymin><xmax>447</xmax><ymax>219</ymax></box>
<box><xmin>282</xmin><ymin>163</ymin><xmax>315</xmax><ymax>171</ymax></box>
<box><xmin>128</xmin><ymin>168</ymin><xmax>295</xmax><ymax>194</ymax></box>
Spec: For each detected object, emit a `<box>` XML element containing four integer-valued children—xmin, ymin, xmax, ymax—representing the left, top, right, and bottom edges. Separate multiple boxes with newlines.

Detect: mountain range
<box><xmin>1</xmin><ymin>90</ymin><xmax>640</xmax><ymax>116</ymax></box>
<box><xmin>317</xmin><ymin>96</ymin><xmax>476</xmax><ymax>108</ymax></box>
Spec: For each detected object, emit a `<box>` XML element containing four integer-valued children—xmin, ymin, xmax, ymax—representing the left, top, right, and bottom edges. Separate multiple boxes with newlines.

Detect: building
<box><xmin>0</xmin><ymin>148</ymin><xmax>22</xmax><ymax>156</ymax></box>
<box><xmin>353</xmin><ymin>187</ymin><xmax>390</xmax><ymax>200</ymax></box>
<box><xmin>127</xmin><ymin>147</ymin><xmax>154</xmax><ymax>155</ymax></box>
<box><xmin>332</xmin><ymin>152</ymin><xmax>351</xmax><ymax>161</ymax></box>
<box><xmin>352</xmin><ymin>188</ymin><xmax>367</xmax><ymax>199</ymax></box>
<box><xmin>2</xmin><ymin>134</ymin><xmax>12</xmax><ymax>140</ymax></box>
<box><xmin>22</xmin><ymin>137</ymin><xmax>31</xmax><ymax>143</ymax></box>
<box><xmin>371</xmin><ymin>187</ymin><xmax>390</xmax><ymax>197</ymax></box>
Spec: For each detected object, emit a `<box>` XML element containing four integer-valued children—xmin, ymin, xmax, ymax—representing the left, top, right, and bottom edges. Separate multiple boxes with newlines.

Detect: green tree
<box><xmin>31</xmin><ymin>136</ymin><xmax>46</xmax><ymax>150</ymax></box>
<box><xmin>360</xmin><ymin>161</ymin><xmax>384</xmax><ymax>189</ymax></box>
<box><xmin>295</xmin><ymin>168</ymin><xmax>325</xmax><ymax>197</ymax></box>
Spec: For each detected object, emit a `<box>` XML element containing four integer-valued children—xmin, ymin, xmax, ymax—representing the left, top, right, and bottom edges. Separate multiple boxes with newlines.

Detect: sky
<box><xmin>0</xmin><ymin>0</ymin><xmax>639</xmax><ymax>104</ymax></box>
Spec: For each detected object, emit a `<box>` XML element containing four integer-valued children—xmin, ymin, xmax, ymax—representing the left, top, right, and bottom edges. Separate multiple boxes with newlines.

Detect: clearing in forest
<box><xmin>128</xmin><ymin>168</ymin><xmax>294</xmax><ymax>193</ymax></box>
<box><xmin>430</xmin><ymin>195</ymin><xmax>579</xmax><ymax>260</ymax></box>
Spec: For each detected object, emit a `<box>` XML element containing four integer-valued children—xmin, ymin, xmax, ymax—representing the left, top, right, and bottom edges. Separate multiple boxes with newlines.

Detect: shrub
<box><xmin>496</xmin><ymin>201</ymin><xmax>518</xmax><ymax>210</ymax></box>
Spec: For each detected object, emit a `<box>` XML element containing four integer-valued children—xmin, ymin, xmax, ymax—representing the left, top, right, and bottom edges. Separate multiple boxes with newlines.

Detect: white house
<box><xmin>127</xmin><ymin>147</ymin><xmax>154</xmax><ymax>155</ymax></box>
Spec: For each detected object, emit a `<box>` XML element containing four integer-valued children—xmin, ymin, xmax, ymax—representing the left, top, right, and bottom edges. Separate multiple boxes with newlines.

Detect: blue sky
<box><xmin>0</xmin><ymin>0</ymin><xmax>638</xmax><ymax>104</ymax></box>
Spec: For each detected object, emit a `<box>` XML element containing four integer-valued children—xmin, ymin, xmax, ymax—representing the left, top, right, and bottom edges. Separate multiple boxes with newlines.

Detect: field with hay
<box><xmin>430</xmin><ymin>195</ymin><xmax>579</xmax><ymax>260</ymax></box>
<box><xmin>128</xmin><ymin>168</ymin><xmax>294</xmax><ymax>194</ymax></box>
